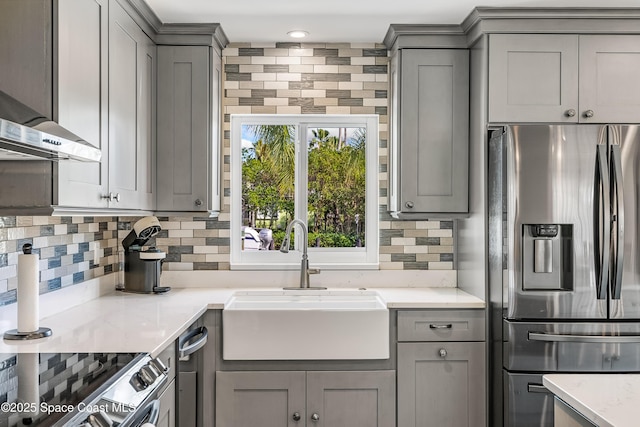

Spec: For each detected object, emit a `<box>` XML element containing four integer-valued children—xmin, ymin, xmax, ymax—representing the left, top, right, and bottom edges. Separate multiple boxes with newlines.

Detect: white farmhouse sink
<box><xmin>222</xmin><ymin>290</ymin><xmax>389</xmax><ymax>360</ymax></box>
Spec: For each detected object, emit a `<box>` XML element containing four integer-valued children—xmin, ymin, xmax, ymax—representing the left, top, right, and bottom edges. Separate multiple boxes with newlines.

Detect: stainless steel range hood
<box><xmin>0</xmin><ymin>91</ymin><xmax>101</xmax><ymax>162</ymax></box>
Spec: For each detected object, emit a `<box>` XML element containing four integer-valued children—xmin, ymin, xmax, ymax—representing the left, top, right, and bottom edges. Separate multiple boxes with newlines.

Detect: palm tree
<box><xmin>247</xmin><ymin>125</ymin><xmax>295</xmax><ymax>196</ymax></box>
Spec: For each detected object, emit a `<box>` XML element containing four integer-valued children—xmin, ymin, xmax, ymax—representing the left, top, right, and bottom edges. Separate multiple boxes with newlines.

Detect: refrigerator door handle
<box><xmin>610</xmin><ymin>144</ymin><xmax>624</xmax><ymax>300</ymax></box>
<box><xmin>594</xmin><ymin>144</ymin><xmax>611</xmax><ymax>300</ymax></box>
<box><xmin>527</xmin><ymin>384</ymin><xmax>552</xmax><ymax>394</ymax></box>
<box><xmin>529</xmin><ymin>332</ymin><xmax>640</xmax><ymax>343</ymax></box>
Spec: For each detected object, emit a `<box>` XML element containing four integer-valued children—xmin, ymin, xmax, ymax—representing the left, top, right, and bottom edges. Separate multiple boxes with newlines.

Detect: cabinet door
<box><xmin>216</xmin><ymin>371</ymin><xmax>306</xmax><ymax>427</ymax></box>
<box><xmin>398</xmin><ymin>342</ymin><xmax>485</xmax><ymax>427</ymax></box>
<box><xmin>57</xmin><ymin>0</ymin><xmax>109</xmax><ymax>208</ymax></box>
<box><xmin>488</xmin><ymin>34</ymin><xmax>579</xmax><ymax>123</ymax></box>
<box><xmin>579</xmin><ymin>35</ymin><xmax>640</xmax><ymax>123</ymax></box>
<box><xmin>0</xmin><ymin>0</ymin><xmax>53</xmax><ymax>119</ymax></box>
<box><xmin>399</xmin><ymin>49</ymin><xmax>469</xmax><ymax>214</ymax></box>
<box><xmin>157</xmin><ymin>46</ymin><xmax>211</xmax><ymax>212</ymax></box>
<box><xmin>306</xmin><ymin>371</ymin><xmax>395</xmax><ymax>427</ymax></box>
<box><xmin>136</xmin><ymin>34</ymin><xmax>156</xmax><ymax>210</ymax></box>
<box><xmin>157</xmin><ymin>379</ymin><xmax>176</xmax><ymax>427</ymax></box>
<box><xmin>108</xmin><ymin>0</ymin><xmax>155</xmax><ymax>209</ymax></box>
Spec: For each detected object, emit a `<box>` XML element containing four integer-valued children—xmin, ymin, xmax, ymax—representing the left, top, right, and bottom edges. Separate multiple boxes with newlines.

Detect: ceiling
<box><xmin>145</xmin><ymin>0</ymin><xmax>640</xmax><ymax>44</ymax></box>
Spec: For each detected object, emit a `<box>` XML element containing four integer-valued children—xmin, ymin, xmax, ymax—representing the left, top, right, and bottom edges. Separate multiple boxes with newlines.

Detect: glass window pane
<box><xmin>306</xmin><ymin>127</ymin><xmax>366</xmax><ymax>248</ymax></box>
<box><xmin>241</xmin><ymin>124</ymin><xmax>296</xmax><ymax>251</ymax></box>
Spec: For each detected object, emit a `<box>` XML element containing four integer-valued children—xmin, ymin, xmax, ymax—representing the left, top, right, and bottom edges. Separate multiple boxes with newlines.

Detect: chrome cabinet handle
<box><xmin>195</xmin><ymin>198</ymin><xmax>203</xmax><ymax>207</ymax></box>
<box><xmin>311</xmin><ymin>413</ymin><xmax>320</xmax><ymax>422</ymax></box>
<box><xmin>178</xmin><ymin>326</ymin><xmax>208</xmax><ymax>358</ymax></box>
<box><xmin>565</xmin><ymin>109</ymin><xmax>576</xmax><ymax>117</ymax></box>
<box><xmin>430</xmin><ymin>324</ymin><xmax>453</xmax><ymax>329</ymax></box>
<box><xmin>584</xmin><ymin>109</ymin><xmax>595</xmax><ymax>118</ymax></box>
<box><xmin>102</xmin><ymin>192</ymin><xmax>120</xmax><ymax>202</ymax></box>
<box><xmin>405</xmin><ymin>201</ymin><xmax>414</xmax><ymax>209</ymax></box>
<box><xmin>292</xmin><ymin>412</ymin><xmax>301</xmax><ymax>421</ymax></box>
<box><xmin>439</xmin><ymin>348</ymin><xmax>447</xmax><ymax>358</ymax></box>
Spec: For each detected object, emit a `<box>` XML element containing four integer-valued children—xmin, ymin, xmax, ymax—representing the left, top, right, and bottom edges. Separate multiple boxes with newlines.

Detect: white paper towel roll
<box><xmin>17</xmin><ymin>252</ymin><xmax>39</xmax><ymax>333</ymax></box>
<box><xmin>17</xmin><ymin>353</ymin><xmax>40</xmax><ymax>418</ymax></box>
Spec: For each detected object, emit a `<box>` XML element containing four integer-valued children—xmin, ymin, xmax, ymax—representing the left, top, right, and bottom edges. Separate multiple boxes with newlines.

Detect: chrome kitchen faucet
<box><xmin>280</xmin><ymin>219</ymin><xmax>324</xmax><ymax>289</ymax></box>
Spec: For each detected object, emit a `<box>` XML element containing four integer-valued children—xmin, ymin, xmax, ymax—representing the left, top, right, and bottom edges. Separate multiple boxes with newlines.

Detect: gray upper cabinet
<box><xmin>489</xmin><ymin>34</ymin><xmax>640</xmax><ymax>123</ymax></box>
<box><xmin>388</xmin><ymin>49</ymin><xmax>469</xmax><ymax>217</ymax></box>
<box><xmin>56</xmin><ymin>0</ymin><xmax>110</xmax><ymax>208</ymax></box>
<box><xmin>0</xmin><ymin>0</ymin><xmax>156</xmax><ymax>212</ymax></box>
<box><xmin>216</xmin><ymin>370</ymin><xmax>395</xmax><ymax>427</ymax></box>
<box><xmin>488</xmin><ymin>34</ymin><xmax>579</xmax><ymax>123</ymax></box>
<box><xmin>108</xmin><ymin>0</ymin><xmax>156</xmax><ymax>210</ymax></box>
<box><xmin>157</xmin><ymin>45</ymin><xmax>222</xmax><ymax>214</ymax></box>
<box><xmin>579</xmin><ymin>35</ymin><xmax>640</xmax><ymax>123</ymax></box>
<box><xmin>0</xmin><ymin>0</ymin><xmax>110</xmax><ymax>209</ymax></box>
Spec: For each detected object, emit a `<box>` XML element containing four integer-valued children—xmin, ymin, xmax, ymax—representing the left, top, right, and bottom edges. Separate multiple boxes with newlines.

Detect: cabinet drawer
<box><xmin>397</xmin><ymin>310</ymin><xmax>485</xmax><ymax>342</ymax></box>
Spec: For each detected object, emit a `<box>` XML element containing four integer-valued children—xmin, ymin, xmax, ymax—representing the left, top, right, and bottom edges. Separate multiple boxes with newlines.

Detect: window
<box><xmin>230</xmin><ymin>114</ymin><xmax>379</xmax><ymax>269</ymax></box>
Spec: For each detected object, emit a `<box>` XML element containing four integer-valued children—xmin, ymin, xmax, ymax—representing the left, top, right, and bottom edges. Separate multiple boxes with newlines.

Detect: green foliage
<box><xmin>242</xmin><ymin>126</ymin><xmax>366</xmax><ymax>248</ymax></box>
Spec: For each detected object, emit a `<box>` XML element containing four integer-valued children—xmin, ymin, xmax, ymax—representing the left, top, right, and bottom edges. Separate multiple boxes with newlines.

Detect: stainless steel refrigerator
<box><xmin>488</xmin><ymin>125</ymin><xmax>640</xmax><ymax>427</ymax></box>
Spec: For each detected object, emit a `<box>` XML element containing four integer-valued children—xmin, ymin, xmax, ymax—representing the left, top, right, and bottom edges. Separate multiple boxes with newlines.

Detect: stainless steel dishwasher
<box><xmin>177</xmin><ymin>320</ymin><xmax>209</xmax><ymax>427</ymax></box>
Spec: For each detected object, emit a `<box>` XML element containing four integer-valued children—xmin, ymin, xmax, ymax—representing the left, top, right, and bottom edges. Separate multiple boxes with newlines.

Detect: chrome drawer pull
<box><xmin>429</xmin><ymin>324</ymin><xmax>453</xmax><ymax>329</ymax></box>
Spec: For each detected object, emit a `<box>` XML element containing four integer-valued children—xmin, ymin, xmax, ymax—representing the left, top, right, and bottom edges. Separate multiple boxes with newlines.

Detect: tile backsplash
<box><xmin>0</xmin><ymin>43</ymin><xmax>456</xmax><ymax>307</ymax></box>
<box><xmin>0</xmin><ymin>217</ymin><xmax>118</xmax><ymax>307</ymax></box>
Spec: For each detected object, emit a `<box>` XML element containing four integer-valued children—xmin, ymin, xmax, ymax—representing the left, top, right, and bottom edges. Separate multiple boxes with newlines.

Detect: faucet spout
<box><xmin>281</xmin><ymin>219</ymin><xmax>323</xmax><ymax>289</ymax></box>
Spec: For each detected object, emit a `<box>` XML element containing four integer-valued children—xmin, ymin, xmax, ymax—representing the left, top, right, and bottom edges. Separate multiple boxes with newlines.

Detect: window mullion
<box><xmin>296</xmin><ymin>123</ymin><xmax>309</xmax><ymax>252</ymax></box>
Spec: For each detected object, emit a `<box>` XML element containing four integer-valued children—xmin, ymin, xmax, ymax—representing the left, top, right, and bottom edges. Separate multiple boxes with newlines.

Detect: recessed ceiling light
<box><xmin>287</xmin><ymin>30</ymin><xmax>308</xmax><ymax>39</ymax></box>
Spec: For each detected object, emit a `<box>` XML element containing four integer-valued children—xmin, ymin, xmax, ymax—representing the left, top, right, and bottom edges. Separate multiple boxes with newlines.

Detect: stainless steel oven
<box><xmin>0</xmin><ymin>352</ymin><xmax>170</xmax><ymax>427</ymax></box>
<box><xmin>61</xmin><ymin>353</ymin><xmax>170</xmax><ymax>426</ymax></box>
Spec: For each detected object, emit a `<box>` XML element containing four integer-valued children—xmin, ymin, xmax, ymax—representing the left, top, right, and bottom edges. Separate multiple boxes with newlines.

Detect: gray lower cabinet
<box><xmin>156</xmin><ymin>45</ymin><xmax>222</xmax><ymax>214</ymax></box>
<box><xmin>388</xmin><ymin>48</ymin><xmax>469</xmax><ymax>217</ymax></box>
<box><xmin>108</xmin><ymin>0</ymin><xmax>156</xmax><ymax>210</ymax></box>
<box><xmin>158</xmin><ymin>379</ymin><xmax>177</xmax><ymax>427</ymax></box>
<box><xmin>397</xmin><ymin>342</ymin><xmax>485</xmax><ymax>427</ymax></box>
<box><xmin>396</xmin><ymin>309</ymin><xmax>486</xmax><ymax>427</ymax></box>
<box><xmin>489</xmin><ymin>34</ymin><xmax>640</xmax><ymax>123</ymax></box>
<box><xmin>216</xmin><ymin>370</ymin><xmax>395</xmax><ymax>427</ymax></box>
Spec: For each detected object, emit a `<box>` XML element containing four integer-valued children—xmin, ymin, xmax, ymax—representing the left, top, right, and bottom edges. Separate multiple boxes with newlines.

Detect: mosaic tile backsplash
<box><xmin>216</xmin><ymin>42</ymin><xmax>455</xmax><ymax>271</ymax></box>
<box><xmin>0</xmin><ymin>44</ymin><xmax>455</xmax><ymax>306</ymax></box>
<box><xmin>0</xmin><ymin>217</ymin><xmax>119</xmax><ymax>307</ymax></box>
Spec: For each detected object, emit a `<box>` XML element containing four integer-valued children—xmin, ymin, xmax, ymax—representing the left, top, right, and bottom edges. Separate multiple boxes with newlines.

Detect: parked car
<box><xmin>242</xmin><ymin>226</ymin><xmax>262</xmax><ymax>251</ymax></box>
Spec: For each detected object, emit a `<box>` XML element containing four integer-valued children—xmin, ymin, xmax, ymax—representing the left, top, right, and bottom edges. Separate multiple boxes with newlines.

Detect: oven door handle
<box><xmin>529</xmin><ymin>332</ymin><xmax>640</xmax><ymax>343</ymax></box>
<box><xmin>179</xmin><ymin>326</ymin><xmax>209</xmax><ymax>358</ymax></box>
<box><xmin>120</xmin><ymin>399</ymin><xmax>160</xmax><ymax>427</ymax></box>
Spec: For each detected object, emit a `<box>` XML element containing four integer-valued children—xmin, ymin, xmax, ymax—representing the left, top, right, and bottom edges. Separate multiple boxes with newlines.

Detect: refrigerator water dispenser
<box><xmin>522</xmin><ymin>224</ymin><xmax>573</xmax><ymax>291</ymax></box>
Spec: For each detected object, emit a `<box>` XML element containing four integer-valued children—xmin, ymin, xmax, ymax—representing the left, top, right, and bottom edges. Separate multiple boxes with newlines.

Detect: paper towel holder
<box><xmin>3</xmin><ymin>244</ymin><xmax>52</xmax><ymax>341</ymax></box>
<box><xmin>3</xmin><ymin>327</ymin><xmax>52</xmax><ymax>340</ymax></box>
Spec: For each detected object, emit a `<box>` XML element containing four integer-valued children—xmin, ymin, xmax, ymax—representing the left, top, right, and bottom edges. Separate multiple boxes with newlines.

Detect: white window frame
<box><xmin>230</xmin><ymin>114</ymin><xmax>379</xmax><ymax>270</ymax></box>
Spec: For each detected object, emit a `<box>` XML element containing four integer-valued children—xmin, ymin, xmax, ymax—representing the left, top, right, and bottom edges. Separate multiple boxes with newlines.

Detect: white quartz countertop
<box><xmin>543</xmin><ymin>374</ymin><xmax>640</xmax><ymax>427</ymax></box>
<box><xmin>0</xmin><ymin>287</ymin><xmax>484</xmax><ymax>357</ymax></box>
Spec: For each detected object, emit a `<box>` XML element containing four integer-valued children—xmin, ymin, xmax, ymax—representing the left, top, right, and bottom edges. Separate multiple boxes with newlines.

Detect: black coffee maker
<box><xmin>122</xmin><ymin>216</ymin><xmax>170</xmax><ymax>294</ymax></box>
